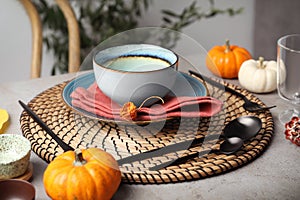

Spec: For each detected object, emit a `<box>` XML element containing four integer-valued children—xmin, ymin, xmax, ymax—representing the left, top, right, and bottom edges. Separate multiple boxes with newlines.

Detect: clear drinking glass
<box><xmin>277</xmin><ymin>34</ymin><xmax>300</xmax><ymax>124</ymax></box>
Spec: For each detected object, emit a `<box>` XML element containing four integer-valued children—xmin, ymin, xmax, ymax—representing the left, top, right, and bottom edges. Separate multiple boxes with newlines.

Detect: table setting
<box><xmin>19</xmin><ymin>66</ymin><xmax>274</xmax><ymax>183</ymax></box>
<box><xmin>0</xmin><ymin>29</ymin><xmax>299</xmax><ymax>200</ymax></box>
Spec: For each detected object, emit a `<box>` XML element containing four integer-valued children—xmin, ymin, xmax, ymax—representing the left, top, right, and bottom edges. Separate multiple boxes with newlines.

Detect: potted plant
<box><xmin>33</xmin><ymin>0</ymin><xmax>242</xmax><ymax>75</ymax></box>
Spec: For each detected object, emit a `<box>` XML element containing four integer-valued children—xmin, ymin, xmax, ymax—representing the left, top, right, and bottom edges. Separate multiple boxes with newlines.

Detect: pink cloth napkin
<box><xmin>70</xmin><ymin>82</ymin><xmax>223</xmax><ymax>121</ymax></box>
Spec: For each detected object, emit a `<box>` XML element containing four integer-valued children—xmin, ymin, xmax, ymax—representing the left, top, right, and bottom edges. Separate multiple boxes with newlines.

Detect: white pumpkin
<box><xmin>238</xmin><ymin>57</ymin><xmax>286</xmax><ymax>93</ymax></box>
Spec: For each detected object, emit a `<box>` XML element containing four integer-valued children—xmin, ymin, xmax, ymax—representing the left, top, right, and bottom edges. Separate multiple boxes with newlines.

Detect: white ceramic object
<box><xmin>0</xmin><ymin>134</ymin><xmax>31</xmax><ymax>179</ymax></box>
<box><xmin>93</xmin><ymin>44</ymin><xmax>178</xmax><ymax>106</ymax></box>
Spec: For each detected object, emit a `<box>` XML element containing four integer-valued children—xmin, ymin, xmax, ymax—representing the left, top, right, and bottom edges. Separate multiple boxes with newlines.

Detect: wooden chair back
<box><xmin>20</xmin><ymin>0</ymin><xmax>80</xmax><ymax>78</ymax></box>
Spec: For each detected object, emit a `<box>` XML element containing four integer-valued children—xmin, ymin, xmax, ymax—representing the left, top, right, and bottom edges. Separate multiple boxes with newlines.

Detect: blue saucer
<box><xmin>62</xmin><ymin>71</ymin><xmax>207</xmax><ymax>123</ymax></box>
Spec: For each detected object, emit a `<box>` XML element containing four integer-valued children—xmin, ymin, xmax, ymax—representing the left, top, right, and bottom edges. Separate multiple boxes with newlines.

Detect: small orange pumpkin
<box><xmin>43</xmin><ymin>148</ymin><xmax>121</xmax><ymax>200</ymax></box>
<box><xmin>206</xmin><ymin>40</ymin><xmax>252</xmax><ymax>79</ymax></box>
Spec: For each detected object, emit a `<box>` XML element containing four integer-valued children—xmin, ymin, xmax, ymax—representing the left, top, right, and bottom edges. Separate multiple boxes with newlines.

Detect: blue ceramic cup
<box><xmin>93</xmin><ymin>44</ymin><xmax>178</xmax><ymax>106</ymax></box>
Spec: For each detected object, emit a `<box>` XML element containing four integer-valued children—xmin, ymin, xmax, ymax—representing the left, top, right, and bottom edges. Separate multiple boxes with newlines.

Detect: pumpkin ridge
<box><xmin>254</xmin><ymin>69</ymin><xmax>266</xmax><ymax>91</ymax></box>
<box><xmin>229</xmin><ymin>45</ymin><xmax>239</xmax><ymax>51</ymax></box>
<box><xmin>224</xmin><ymin>52</ymin><xmax>236</xmax><ymax>78</ymax></box>
<box><xmin>234</xmin><ymin>48</ymin><xmax>252</xmax><ymax>61</ymax></box>
<box><xmin>82</xmin><ymin>163</ymin><xmax>102</xmax><ymax>198</ymax></box>
<box><xmin>263</xmin><ymin>69</ymin><xmax>274</xmax><ymax>91</ymax></box>
<box><xmin>85</xmin><ymin>148</ymin><xmax>120</xmax><ymax>170</ymax></box>
<box><xmin>45</xmin><ymin>164</ymin><xmax>73</xmax><ymax>199</ymax></box>
<box><xmin>66</xmin><ymin>167</ymin><xmax>76</xmax><ymax>200</ymax></box>
<box><xmin>84</xmin><ymin>148</ymin><xmax>121</xmax><ymax>199</ymax></box>
<box><xmin>231</xmin><ymin>51</ymin><xmax>239</xmax><ymax>77</ymax></box>
<box><xmin>85</xmin><ymin>161</ymin><xmax>118</xmax><ymax>199</ymax></box>
<box><xmin>54</xmin><ymin>151</ymin><xmax>76</xmax><ymax>162</ymax></box>
<box><xmin>67</xmin><ymin>166</ymin><xmax>95</xmax><ymax>200</ymax></box>
<box><xmin>80</xmin><ymin>165</ymin><xmax>99</xmax><ymax>199</ymax></box>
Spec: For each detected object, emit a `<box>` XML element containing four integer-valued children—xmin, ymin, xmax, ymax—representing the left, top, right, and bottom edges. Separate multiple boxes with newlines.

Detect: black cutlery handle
<box><xmin>19</xmin><ymin>100</ymin><xmax>74</xmax><ymax>152</ymax></box>
<box><xmin>188</xmin><ymin>70</ymin><xmax>246</xmax><ymax>100</ymax></box>
<box><xmin>117</xmin><ymin>134</ymin><xmax>222</xmax><ymax>165</ymax></box>
<box><xmin>149</xmin><ymin>149</ymin><xmax>219</xmax><ymax>171</ymax></box>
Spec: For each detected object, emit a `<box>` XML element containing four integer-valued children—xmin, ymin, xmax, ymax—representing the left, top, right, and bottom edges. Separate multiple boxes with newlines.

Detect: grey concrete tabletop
<box><xmin>0</xmin><ymin>71</ymin><xmax>299</xmax><ymax>200</ymax></box>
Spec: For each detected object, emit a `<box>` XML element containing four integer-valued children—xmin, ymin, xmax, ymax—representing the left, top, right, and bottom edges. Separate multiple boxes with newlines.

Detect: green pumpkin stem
<box><xmin>225</xmin><ymin>39</ymin><xmax>231</xmax><ymax>53</ymax></box>
<box><xmin>74</xmin><ymin>149</ymin><xmax>87</xmax><ymax>166</ymax></box>
<box><xmin>258</xmin><ymin>57</ymin><xmax>265</xmax><ymax>69</ymax></box>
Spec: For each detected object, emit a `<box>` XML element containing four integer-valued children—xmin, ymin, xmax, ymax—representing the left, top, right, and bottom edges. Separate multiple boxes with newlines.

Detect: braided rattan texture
<box><xmin>20</xmin><ymin>76</ymin><xmax>274</xmax><ymax>184</ymax></box>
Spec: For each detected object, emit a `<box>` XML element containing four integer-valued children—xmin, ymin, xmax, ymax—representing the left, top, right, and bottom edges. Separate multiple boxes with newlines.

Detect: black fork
<box><xmin>188</xmin><ymin>70</ymin><xmax>276</xmax><ymax>112</ymax></box>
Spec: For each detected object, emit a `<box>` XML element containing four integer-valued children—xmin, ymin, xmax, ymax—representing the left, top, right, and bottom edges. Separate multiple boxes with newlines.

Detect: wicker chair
<box><xmin>19</xmin><ymin>0</ymin><xmax>80</xmax><ymax>78</ymax></box>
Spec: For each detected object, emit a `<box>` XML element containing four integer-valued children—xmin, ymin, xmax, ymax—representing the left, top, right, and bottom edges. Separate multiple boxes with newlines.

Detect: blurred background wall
<box><xmin>254</xmin><ymin>0</ymin><xmax>300</xmax><ymax>59</ymax></box>
<box><xmin>1</xmin><ymin>0</ymin><xmax>296</xmax><ymax>83</ymax></box>
<box><xmin>0</xmin><ymin>0</ymin><xmax>253</xmax><ymax>83</ymax></box>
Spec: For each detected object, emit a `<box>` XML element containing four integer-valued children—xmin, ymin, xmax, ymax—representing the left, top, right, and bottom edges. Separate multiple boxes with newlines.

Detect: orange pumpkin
<box><xmin>206</xmin><ymin>40</ymin><xmax>252</xmax><ymax>79</ymax></box>
<box><xmin>43</xmin><ymin>148</ymin><xmax>121</xmax><ymax>200</ymax></box>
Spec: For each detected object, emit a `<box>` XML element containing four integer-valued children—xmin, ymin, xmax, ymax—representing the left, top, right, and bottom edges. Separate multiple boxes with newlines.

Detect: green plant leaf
<box><xmin>33</xmin><ymin>0</ymin><xmax>242</xmax><ymax>75</ymax></box>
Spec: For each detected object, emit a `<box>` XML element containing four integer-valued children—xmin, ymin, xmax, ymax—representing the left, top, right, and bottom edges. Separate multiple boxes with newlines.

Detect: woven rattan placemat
<box><xmin>20</xmin><ymin>74</ymin><xmax>274</xmax><ymax>184</ymax></box>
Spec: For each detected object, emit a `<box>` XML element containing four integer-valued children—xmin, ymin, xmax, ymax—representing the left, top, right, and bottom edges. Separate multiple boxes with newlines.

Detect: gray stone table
<box><xmin>0</xmin><ymin>71</ymin><xmax>299</xmax><ymax>200</ymax></box>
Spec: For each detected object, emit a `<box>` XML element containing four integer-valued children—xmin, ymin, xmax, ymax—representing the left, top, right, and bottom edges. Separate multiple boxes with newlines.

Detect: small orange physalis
<box><xmin>120</xmin><ymin>96</ymin><xmax>164</xmax><ymax>121</ymax></box>
<box><xmin>120</xmin><ymin>102</ymin><xmax>137</xmax><ymax>120</ymax></box>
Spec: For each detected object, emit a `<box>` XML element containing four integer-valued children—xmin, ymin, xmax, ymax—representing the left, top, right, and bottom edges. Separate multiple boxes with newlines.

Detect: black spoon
<box><xmin>118</xmin><ymin>116</ymin><xmax>261</xmax><ymax>165</ymax></box>
<box><xmin>223</xmin><ymin>115</ymin><xmax>262</xmax><ymax>140</ymax></box>
<box><xmin>149</xmin><ymin>116</ymin><xmax>262</xmax><ymax>171</ymax></box>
